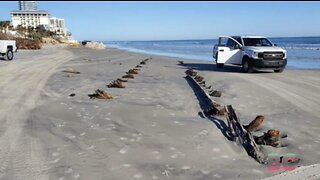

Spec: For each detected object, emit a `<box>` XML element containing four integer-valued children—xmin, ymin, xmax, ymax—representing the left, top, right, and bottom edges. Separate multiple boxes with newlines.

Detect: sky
<box><xmin>1</xmin><ymin>1</ymin><xmax>320</xmax><ymax>41</ymax></box>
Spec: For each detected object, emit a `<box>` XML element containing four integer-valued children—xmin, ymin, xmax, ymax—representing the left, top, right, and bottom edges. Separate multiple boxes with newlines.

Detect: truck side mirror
<box><xmin>235</xmin><ymin>44</ymin><xmax>242</xmax><ymax>49</ymax></box>
<box><xmin>274</xmin><ymin>44</ymin><xmax>278</xmax><ymax>47</ymax></box>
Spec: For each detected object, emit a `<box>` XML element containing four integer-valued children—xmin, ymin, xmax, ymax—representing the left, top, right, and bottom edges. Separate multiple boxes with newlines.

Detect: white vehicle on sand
<box><xmin>213</xmin><ymin>36</ymin><xmax>287</xmax><ymax>73</ymax></box>
<box><xmin>0</xmin><ymin>40</ymin><xmax>17</xmax><ymax>61</ymax></box>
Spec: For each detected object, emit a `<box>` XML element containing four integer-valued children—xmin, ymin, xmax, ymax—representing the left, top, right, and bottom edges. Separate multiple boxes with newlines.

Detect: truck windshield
<box><xmin>243</xmin><ymin>38</ymin><xmax>273</xmax><ymax>47</ymax></box>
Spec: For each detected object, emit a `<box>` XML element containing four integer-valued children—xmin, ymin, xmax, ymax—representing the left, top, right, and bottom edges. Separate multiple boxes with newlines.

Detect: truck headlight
<box><xmin>253</xmin><ymin>52</ymin><xmax>261</xmax><ymax>59</ymax></box>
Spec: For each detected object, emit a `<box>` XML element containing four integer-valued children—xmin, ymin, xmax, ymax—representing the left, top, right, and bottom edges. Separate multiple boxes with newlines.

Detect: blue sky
<box><xmin>1</xmin><ymin>1</ymin><xmax>320</xmax><ymax>41</ymax></box>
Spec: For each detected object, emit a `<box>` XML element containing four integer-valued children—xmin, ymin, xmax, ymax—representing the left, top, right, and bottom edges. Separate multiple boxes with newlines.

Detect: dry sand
<box><xmin>0</xmin><ymin>45</ymin><xmax>319</xmax><ymax>180</ymax></box>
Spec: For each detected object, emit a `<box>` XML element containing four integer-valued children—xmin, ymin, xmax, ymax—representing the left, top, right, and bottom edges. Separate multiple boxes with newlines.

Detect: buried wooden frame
<box><xmin>225</xmin><ymin>105</ymin><xmax>266</xmax><ymax>163</ymax></box>
<box><xmin>185</xmin><ymin>69</ymin><xmax>267</xmax><ymax>163</ymax></box>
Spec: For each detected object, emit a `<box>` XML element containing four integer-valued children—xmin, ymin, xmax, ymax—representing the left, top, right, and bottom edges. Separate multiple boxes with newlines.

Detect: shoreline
<box><xmin>0</xmin><ymin>45</ymin><xmax>319</xmax><ymax>179</ymax></box>
<box><xmin>104</xmin><ymin>44</ymin><xmax>320</xmax><ymax>71</ymax></box>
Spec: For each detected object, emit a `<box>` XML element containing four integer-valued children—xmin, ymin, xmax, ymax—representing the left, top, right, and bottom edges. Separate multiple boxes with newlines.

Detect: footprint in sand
<box><xmin>120</xmin><ymin>146</ymin><xmax>129</xmax><ymax>154</ymax></box>
<box><xmin>120</xmin><ymin>137</ymin><xmax>128</xmax><ymax>141</ymax></box>
<box><xmin>152</xmin><ymin>151</ymin><xmax>159</xmax><ymax>155</ymax></box>
<box><xmin>57</xmin><ymin>123</ymin><xmax>65</xmax><ymax>127</ymax></box>
<box><xmin>122</xmin><ymin>164</ymin><xmax>132</xmax><ymax>168</ymax></box>
<box><xmin>196</xmin><ymin>130</ymin><xmax>209</xmax><ymax>138</ymax></box>
<box><xmin>52</xmin><ymin>152</ymin><xmax>60</xmax><ymax>157</ymax></box>
<box><xmin>76</xmin><ymin>113</ymin><xmax>82</xmax><ymax>117</ymax></box>
<box><xmin>221</xmin><ymin>155</ymin><xmax>230</xmax><ymax>159</ymax></box>
<box><xmin>181</xmin><ymin>166</ymin><xmax>190</xmax><ymax>170</ymax></box>
<box><xmin>214</xmin><ymin>174</ymin><xmax>222</xmax><ymax>179</ymax></box>
<box><xmin>212</xmin><ymin>148</ymin><xmax>221</xmax><ymax>153</ymax></box>
<box><xmin>171</xmin><ymin>152</ymin><xmax>185</xmax><ymax>159</ymax></box>
<box><xmin>133</xmin><ymin>173</ymin><xmax>143</xmax><ymax>179</ymax></box>
<box><xmin>201</xmin><ymin>170</ymin><xmax>210</xmax><ymax>175</ymax></box>
<box><xmin>170</xmin><ymin>154</ymin><xmax>178</xmax><ymax>159</ymax></box>
<box><xmin>65</xmin><ymin>167</ymin><xmax>73</xmax><ymax>174</ymax></box>
<box><xmin>50</xmin><ymin>158</ymin><xmax>60</xmax><ymax>164</ymax></box>
<box><xmin>72</xmin><ymin>174</ymin><xmax>80</xmax><ymax>179</ymax></box>
<box><xmin>87</xmin><ymin>145</ymin><xmax>95</xmax><ymax>150</ymax></box>
<box><xmin>154</xmin><ymin>155</ymin><xmax>161</xmax><ymax>160</ymax></box>
<box><xmin>252</xmin><ymin>169</ymin><xmax>264</xmax><ymax>174</ymax></box>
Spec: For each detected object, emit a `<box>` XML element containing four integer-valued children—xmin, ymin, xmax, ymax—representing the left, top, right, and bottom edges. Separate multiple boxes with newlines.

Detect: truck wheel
<box><xmin>274</xmin><ymin>68</ymin><xmax>284</xmax><ymax>73</ymax></box>
<box><xmin>4</xmin><ymin>50</ymin><xmax>13</xmax><ymax>61</ymax></box>
<box><xmin>242</xmin><ymin>58</ymin><xmax>253</xmax><ymax>73</ymax></box>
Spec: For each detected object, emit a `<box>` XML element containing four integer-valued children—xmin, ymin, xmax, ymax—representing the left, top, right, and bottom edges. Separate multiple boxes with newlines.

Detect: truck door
<box><xmin>216</xmin><ymin>37</ymin><xmax>242</xmax><ymax>65</ymax></box>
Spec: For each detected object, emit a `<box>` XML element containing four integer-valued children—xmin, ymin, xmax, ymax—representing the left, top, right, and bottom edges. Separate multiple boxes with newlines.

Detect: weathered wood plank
<box><xmin>225</xmin><ymin>105</ymin><xmax>266</xmax><ymax>163</ymax></box>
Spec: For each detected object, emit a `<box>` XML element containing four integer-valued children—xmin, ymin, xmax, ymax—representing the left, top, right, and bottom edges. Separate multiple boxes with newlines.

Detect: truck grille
<box><xmin>263</xmin><ymin>52</ymin><xmax>284</xmax><ymax>60</ymax></box>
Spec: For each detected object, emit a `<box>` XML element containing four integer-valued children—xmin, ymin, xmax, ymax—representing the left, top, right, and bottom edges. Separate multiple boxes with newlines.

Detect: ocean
<box><xmin>104</xmin><ymin>37</ymin><xmax>320</xmax><ymax>69</ymax></box>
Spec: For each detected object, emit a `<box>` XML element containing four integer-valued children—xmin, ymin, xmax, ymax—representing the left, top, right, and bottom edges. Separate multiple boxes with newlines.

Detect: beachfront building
<box><xmin>19</xmin><ymin>1</ymin><xmax>37</xmax><ymax>11</ymax></box>
<box><xmin>48</xmin><ymin>17</ymin><xmax>67</xmax><ymax>36</ymax></box>
<box><xmin>9</xmin><ymin>1</ymin><xmax>69</xmax><ymax>38</ymax></box>
<box><xmin>10</xmin><ymin>10</ymin><xmax>50</xmax><ymax>28</ymax></box>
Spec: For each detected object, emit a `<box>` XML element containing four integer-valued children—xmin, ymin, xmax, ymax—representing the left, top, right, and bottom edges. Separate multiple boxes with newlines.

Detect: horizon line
<box><xmin>100</xmin><ymin>35</ymin><xmax>320</xmax><ymax>42</ymax></box>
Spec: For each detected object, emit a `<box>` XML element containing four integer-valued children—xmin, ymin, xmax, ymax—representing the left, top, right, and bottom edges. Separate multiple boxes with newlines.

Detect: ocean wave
<box><xmin>282</xmin><ymin>46</ymin><xmax>320</xmax><ymax>51</ymax></box>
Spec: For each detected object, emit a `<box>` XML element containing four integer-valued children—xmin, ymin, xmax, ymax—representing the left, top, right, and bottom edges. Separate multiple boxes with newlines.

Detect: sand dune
<box><xmin>0</xmin><ymin>45</ymin><xmax>319</xmax><ymax>179</ymax></box>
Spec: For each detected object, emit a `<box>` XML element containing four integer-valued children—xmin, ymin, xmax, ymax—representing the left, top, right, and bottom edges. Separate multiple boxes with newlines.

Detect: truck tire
<box><xmin>242</xmin><ymin>58</ymin><xmax>253</xmax><ymax>73</ymax></box>
<box><xmin>4</xmin><ymin>49</ymin><xmax>13</xmax><ymax>61</ymax></box>
<box><xmin>274</xmin><ymin>68</ymin><xmax>284</xmax><ymax>73</ymax></box>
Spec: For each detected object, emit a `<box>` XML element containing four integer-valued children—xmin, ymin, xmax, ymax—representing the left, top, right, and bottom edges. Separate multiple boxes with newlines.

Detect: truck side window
<box><xmin>226</xmin><ymin>39</ymin><xmax>235</xmax><ymax>49</ymax></box>
<box><xmin>235</xmin><ymin>38</ymin><xmax>242</xmax><ymax>46</ymax></box>
<box><xmin>219</xmin><ymin>38</ymin><xmax>228</xmax><ymax>46</ymax></box>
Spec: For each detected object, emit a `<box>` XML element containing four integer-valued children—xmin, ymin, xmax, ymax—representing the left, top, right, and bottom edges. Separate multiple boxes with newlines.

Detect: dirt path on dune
<box><xmin>0</xmin><ymin>46</ymin><xmax>75</xmax><ymax>179</ymax></box>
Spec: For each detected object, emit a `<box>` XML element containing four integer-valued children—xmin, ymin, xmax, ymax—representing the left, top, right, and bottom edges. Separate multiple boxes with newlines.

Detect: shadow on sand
<box><xmin>178</xmin><ymin>62</ymin><xmax>273</xmax><ymax>74</ymax></box>
<box><xmin>184</xmin><ymin>76</ymin><xmax>233</xmax><ymax>141</ymax></box>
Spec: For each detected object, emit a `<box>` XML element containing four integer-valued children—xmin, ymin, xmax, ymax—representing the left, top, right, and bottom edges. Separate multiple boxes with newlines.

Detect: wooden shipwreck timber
<box><xmin>185</xmin><ymin>69</ymin><xmax>289</xmax><ymax>164</ymax></box>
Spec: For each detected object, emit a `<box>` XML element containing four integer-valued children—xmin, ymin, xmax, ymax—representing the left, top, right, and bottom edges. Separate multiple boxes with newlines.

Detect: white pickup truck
<box><xmin>0</xmin><ymin>40</ymin><xmax>17</xmax><ymax>61</ymax></box>
<box><xmin>213</xmin><ymin>36</ymin><xmax>287</xmax><ymax>73</ymax></box>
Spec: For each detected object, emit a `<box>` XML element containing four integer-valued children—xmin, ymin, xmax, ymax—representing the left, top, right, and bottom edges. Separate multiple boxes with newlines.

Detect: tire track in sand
<box><xmin>233</xmin><ymin>74</ymin><xmax>320</xmax><ymax>118</ymax></box>
<box><xmin>0</xmin><ymin>48</ymin><xmax>75</xmax><ymax>179</ymax></box>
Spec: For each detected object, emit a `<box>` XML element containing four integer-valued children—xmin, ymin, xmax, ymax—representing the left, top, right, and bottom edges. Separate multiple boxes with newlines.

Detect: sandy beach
<box><xmin>0</xmin><ymin>45</ymin><xmax>319</xmax><ymax>180</ymax></box>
